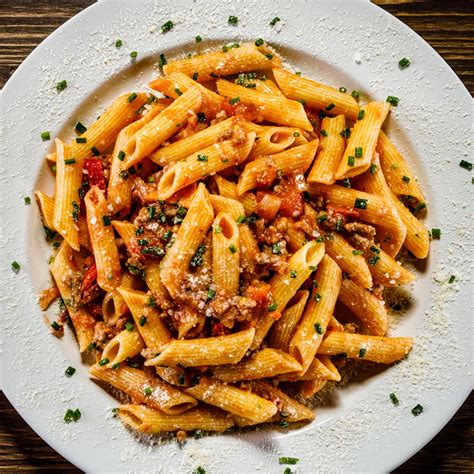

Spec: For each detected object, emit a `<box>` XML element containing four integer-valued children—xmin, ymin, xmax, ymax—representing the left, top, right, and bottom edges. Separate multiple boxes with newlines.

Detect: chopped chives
<box><xmin>459</xmin><ymin>160</ymin><xmax>472</xmax><ymax>171</ymax></box>
<box><xmin>76</xmin><ymin>137</ymin><xmax>87</xmax><ymax>143</ymax></box>
<box><xmin>161</xmin><ymin>20</ymin><xmax>174</xmax><ymax>33</ymax></box>
<box><xmin>139</xmin><ymin>316</ymin><xmax>147</xmax><ymax>326</ymax></box>
<box><xmin>320</xmin><ymin>129</ymin><xmax>328</xmax><ymax>137</ymax></box>
<box><xmin>51</xmin><ymin>321</ymin><xmax>61</xmax><ymax>331</ymax></box>
<box><xmin>431</xmin><ymin>228</ymin><xmax>441</xmax><ymax>239</ymax></box>
<box><xmin>340</xmin><ymin>127</ymin><xmax>351</xmax><ymax>138</ymax></box>
<box><xmin>368</xmin><ymin>255</ymin><xmax>380</xmax><ymax>265</ymax></box>
<box><xmin>229</xmin><ymin>244</ymin><xmax>237</xmax><ymax>254</ymax></box>
<box><xmin>297</xmin><ymin>99</ymin><xmax>306</xmax><ymax>106</ymax></box>
<box><xmin>98</xmin><ymin>358</ymin><xmax>109</xmax><ymax>366</ymax></box>
<box><xmin>91</xmin><ymin>146</ymin><xmax>100</xmax><ymax>156</ymax></box>
<box><xmin>386</xmin><ymin>95</ymin><xmax>399</xmax><ymax>106</ymax></box>
<box><xmin>214</xmin><ymin>225</ymin><xmax>222</xmax><ymax>234</ymax></box>
<box><xmin>339</xmin><ymin>86</ymin><xmax>347</xmax><ymax>93</ymax></box>
<box><xmin>359</xmin><ymin>347</ymin><xmax>366</xmax><ymax>358</ymax></box>
<box><xmin>351</xmin><ymin>90</ymin><xmax>360</xmax><ymax>99</ymax></box>
<box><xmin>197</xmin><ymin>112</ymin><xmax>206</xmax><ymax>123</ymax></box>
<box><xmin>416</xmin><ymin>202</ymin><xmax>426</xmax><ymax>211</ymax></box>
<box><xmin>357</xmin><ymin>110</ymin><xmax>365</xmax><ymax>120</ymax></box>
<box><xmin>369</xmin><ymin>163</ymin><xmax>377</xmax><ymax>174</ymax></box>
<box><xmin>290</xmin><ymin>270</ymin><xmax>297</xmax><ymax>278</ymax></box>
<box><xmin>370</xmin><ymin>245</ymin><xmax>380</xmax><ymax>254</ymax></box>
<box><xmin>270</xmin><ymin>17</ymin><xmax>281</xmax><ymax>26</ymax></box>
<box><xmin>125</xmin><ymin>322</ymin><xmax>134</xmax><ymax>331</ymax></box>
<box><xmin>56</xmin><ymin>80</ymin><xmax>67</xmax><ymax>92</ymax></box>
<box><xmin>314</xmin><ymin>322</ymin><xmax>323</xmax><ymax>335</ymax></box>
<box><xmin>354</xmin><ymin>198</ymin><xmax>368</xmax><ymax>209</ymax></box>
<box><xmin>293</xmin><ymin>131</ymin><xmax>300</xmax><ymax>137</ymax></box>
<box><xmin>158</xmin><ymin>53</ymin><xmax>167</xmax><ymax>69</ymax></box>
<box><xmin>75</xmin><ymin>122</ymin><xmax>87</xmax><ymax>134</ymax></box>
<box><xmin>390</xmin><ymin>393</ymin><xmax>399</xmax><ymax>405</ymax></box>
<box><xmin>130</xmin><ymin>51</ymin><xmax>138</xmax><ymax>59</ymax></box>
<box><xmin>207</xmin><ymin>288</ymin><xmax>216</xmax><ymax>300</ymax></box>
<box><xmin>102</xmin><ymin>215</ymin><xmax>111</xmax><ymax>226</ymax></box>
<box><xmin>127</xmin><ymin>92</ymin><xmax>138</xmax><ymax>102</ymax></box>
<box><xmin>65</xmin><ymin>366</ymin><xmax>76</xmax><ymax>377</ymax></box>
<box><xmin>255</xmin><ymin>38</ymin><xmax>264</xmax><ymax>46</ymax></box>
<box><xmin>347</xmin><ymin>156</ymin><xmax>355</xmax><ymax>167</ymax></box>
<box><xmin>268</xmin><ymin>302</ymin><xmax>278</xmax><ymax>311</ymax></box>
<box><xmin>24</xmin><ymin>196</ymin><xmax>31</xmax><ymax>205</ymax></box>
<box><xmin>143</xmin><ymin>387</ymin><xmax>153</xmax><ymax>395</ymax></box>
<box><xmin>399</xmin><ymin>57</ymin><xmax>410</xmax><ymax>69</ymax></box>
<box><xmin>342</xmin><ymin>177</ymin><xmax>351</xmax><ymax>188</ymax></box>
<box><xmin>279</xmin><ymin>457</ymin><xmax>299</xmax><ymax>465</ymax></box>
<box><xmin>115</xmin><ymin>39</ymin><xmax>123</xmax><ymax>48</ymax></box>
<box><xmin>174</xmin><ymin>87</ymin><xmax>183</xmax><ymax>96</ymax></box>
<box><xmin>236</xmin><ymin>215</ymin><xmax>247</xmax><ymax>224</ymax></box>
<box><xmin>355</xmin><ymin>147</ymin><xmax>363</xmax><ymax>158</ymax></box>
<box><xmin>197</xmin><ymin>154</ymin><xmax>208</xmax><ymax>162</ymax></box>
<box><xmin>40</xmin><ymin>131</ymin><xmax>51</xmax><ymax>141</ymax></box>
<box><xmin>229</xmin><ymin>97</ymin><xmax>240</xmax><ymax>105</ymax></box>
<box><xmin>64</xmin><ymin>158</ymin><xmax>76</xmax><ymax>165</ymax></box>
<box><xmin>411</xmin><ymin>404</ymin><xmax>424</xmax><ymax>416</ymax></box>
<box><xmin>64</xmin><ymin>408</ymin><xmax>81</xmax><ymax>423</ymax></box>
<box><xmin>352</xmin><ymin>250</ymin><xmax>363</xmax><ymax>255</ymax></box>
<box><xmin>265</xmin><ymin>53</ymin><xmax>273</xmax><ymax>60</ymax></box>
<box><xmin>118</xmin><ymin>150</ymin><xmax>125</xmax><ymax>161</ymax></box>
<box><xmin>448</xmin><ymin>275</ymin><xmax>455</xmax><ymax>284</ymax></box>
<box><xmin>195</xmin><ymin>35</ymin><xmax>202</xmax><ymax>43</ymax></box>
<box><xmin>222</xmin><ymin>45</ymin><xmax>229</xmax><ymax>53</ymax></box>
<box><xmin>228</xmin><ymin>15</ymin><xmax>238</xmax><ymax>25</ymax></box>
<box><xmin>192</xmin><ymin>72</ymin><xmax>198</xmax><ymax>80</ymax></box>
<box><xmin>314</xmin><ymin>293</ymin><xmax>322</xmax><ymax>303</ymax></box>
<box><xmin>325</xmin><ymin>103</ymin><xmax>335</xmax><ymax>111</ymax></box>
<box><xmin>402</xmin><ymin>175</ymin><xmax>410</xmax><ymax>183</ymax></box>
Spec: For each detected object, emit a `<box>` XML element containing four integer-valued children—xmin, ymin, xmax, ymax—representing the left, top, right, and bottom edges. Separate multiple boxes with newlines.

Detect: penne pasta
<box><xmin>237</xmin><ymin>140</ymin><xmax>318</xmax><ymax>195</ymax></box>
<box><xmin>251</xmin><ymin>126</ymin><xmax>306</xmax><ymax>157</ymax></box>
<box><xmin>289</xmin><ymin>255</ymin><xmax>342</xmax><ymax>373</ymax></box>
<box><xmin>338</xmin><ymin>278</ymin><xmax>388</xmax><ymax>336</ymax></box>
<box><xmin>100</xmin><ymin>329</ymin><xmax>145</xmax><ymax>367</ymax></box>
<box><xmin>318</xmin><ymin>331</ymin><xmax>413</xmax><ymax>364</ymax></box>
<box><xmin>278</xmin><ymin>356</ymin><xmax>341</xmax><ymax>382</ymax></box>
<box><xmin>35</xmin><ymin>190</ymin><xmax>56</xmax><ymax>230</ymax></box>
<box><xmin>251</xmin><ymin>240</ymin><xmax>326</xmax><ymax>350</ymax></box>
<box><xmin>157</xmin><ymin>130</ymin><xmax>255</xmax><ymax>200</ymax></box>
<box><xmin>216</xmin><ymin>79</ymin><xmax>313</xmax><ymax>131</ymax></box>
<box><xmin>184</xmin><ymin>376</ymin><xmax>277</xmax><ymax>423</ymax></box>
<box><xmin>213</xmin><ymin>348</ymin><xmax>302</xmax><ymax>382</ymax></box>
<box><xmin>273</xmin><ymin>68</ymin><xmax>359</xmax><ymax>120</ymax></box>
<box><xmin>308</xmin><ymin>115</ymin><xmax>346</xmax><ymax>184</ymax></box>
<box><xmin>163</xmin><ymin>43</ymin><xmax>281</xmax><ymax>82</ymax></box>
<box><xmin>118</xmin><ymin>404</ymin><xmax>233</xmax><ymax>433</ymax></box>
<box><xmin>335</xmin><ymin>101</ymin><xmax>391</xmax><ymax>179</ymax></box>
<box><xmin>145</xmin><ymin>328</ymin><xmax>255</xmax><ymax>367</ymax></box>
<box><xmin>84</xmin><ymin>186</ymin><xmax>121</xmax><ymax>292</ymax></box>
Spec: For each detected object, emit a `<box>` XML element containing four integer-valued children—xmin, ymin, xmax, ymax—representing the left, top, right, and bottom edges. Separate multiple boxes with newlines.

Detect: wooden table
<box><xmin>0</xmin><ymin>1</ymin><xmax>472</xmax><ymax>471</ymax></box>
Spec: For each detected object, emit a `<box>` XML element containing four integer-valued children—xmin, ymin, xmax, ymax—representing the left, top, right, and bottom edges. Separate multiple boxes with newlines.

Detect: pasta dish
<box><xmin>35</xmin><ymin>42</ymin><xmax>429</xmax><ymax>437</ymax></box>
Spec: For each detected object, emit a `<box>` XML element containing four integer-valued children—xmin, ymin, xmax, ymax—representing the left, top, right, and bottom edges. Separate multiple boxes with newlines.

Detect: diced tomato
<box><xmin>256</xmin><ymin>192</ymin><xmax>281</xmax><ymax>221</ymax></box>
<box><xmin>80</xmin><ymin>263</ymin><xmax>97</xmax><ymax>293</ymax></box>
<box><xmin>326</xmin><ymin>205</ymin><xmax>360</xmax><ymax>220</ymax></box>
<box><xmin>255</xmin><ymin>159</ymin><xmax>278</xmax><ymax>189</ymax></box>
<box><xmin>211</xmin><ymin>321</ymin><xmax>230</xmax><ymax>337</ymax></box>
<box><xmin>245</xmin><ymin>282</ymin><xmax>272</xmax><ymax>305</ymax></box>
<box><xmin>84</xmin><ymin>158</ymin><xmax>106</xmax><ymax>192</ymax></box>
<box><xmin>271</xmin><ymin>311</ymin><xmax>282</xmax><ymax>321</ymax></box>
<box><xmin>276</xmin><ymin>177</ymin><xmax>304</xmax><ymax>217</ymax></box>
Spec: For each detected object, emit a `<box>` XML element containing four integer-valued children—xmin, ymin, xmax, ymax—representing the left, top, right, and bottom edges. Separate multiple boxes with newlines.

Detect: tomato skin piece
<box><xmin>80</xmin><ymin>263</ymin><xmax>97</xmax><ymax>293</ymax></box>
<box><xmin>84</xmin><ymin>159</ymin><xmax>107</xmax><ymax>192</ymax></box>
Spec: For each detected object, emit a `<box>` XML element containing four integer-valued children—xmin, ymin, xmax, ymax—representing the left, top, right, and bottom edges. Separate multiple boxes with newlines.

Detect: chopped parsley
<box><xmin>40</xmin><ymin>131</ymin><xmax>51</xmax><ymax>141</ymax></box>
<box><xmin>279</xmin><ymin>457</ymin><xmax>299</xmax><ymax>465</ymax></box>
<box><xmin>174</xmin><ymin>205</ymin><xmax>188</xmax><ymax>224</ymax></box>
<box><xmin>399</xmin><ymin>57</ymin><xmax>410</xmax><ymax>69</ymax></box>
<box><xmin>161</xmin><ymin>20</ymin><xmax>174</xmax><ymax>33</ymax></box>
<box><xmin>431</xmin><ymin>228</ymin><xmax>441</xmax><ymax>239</ymax></box>
<box><xmin>65</xmin><ymin>366</ymin><xmax>76</xmax><ymax>377</ymax></box>
<box><xmin>314</xmin><ymin>322</ymin><xmax>323</xmax><ymax>335</ymax></box>
<box><xmin>229</xmin><ymin>97</ymin><xmax>240</xmax><ymax>105</ymax></box>
<box><xmin>271</xmin><ymin>243</ymin><xmax>281</xmax><ymax>254</ymax></box>
<box><xmin>24</xmin><ymin>196</ymin><xmax>31</xmax><ymax>205</ymax></box>
<box><xmin>115</xmin><ymin>39</ymin><xmax>123</xmax><ymax>48</ymax></box>
<box><xmin>297</xmin><ymin>99</ymin><xmax>306</xmax><ymax>106</ymax></box>
<box><xmin>390</xmin><ymin>393</ymin><xmax>399</xmax><ymax>405</ymax></box>
<box><xmin>411</xmin><ymin>404</ymin><xmax>424</xmax><ymax>416</ymax></box>
<box><xmin>459</xmin><ymin>160</ymin><xmax>472</xmax><ymax>171</ymax></box>
<box><xmin>354</xmin><ymin>198</ymin><xmax>368</xmax><ymax>209</ymax></box>
<box><xmin>278</xmin><ymin>420</ymin><xmax>289</xmax><ymax>428</ymax></box>
<box><xmin>195</xmin><ymin>35</ymin><xmax>202</xmax><ymax>43</ymax></box>
<box><xmin>228</xmin><ymin>15</ymin><xmax>238</xmax><ymax>25</ymax></box>
<box><xmin>64</xmin><ymin>408</ymin><xmax>81</xmax><ymax>423</ymax></box>
<box><xmin>56</xmin><ymin>80</ymin><xmax>67</xmax><ymax>92</ymax></box>
<box><xmin>386</xmin><ymin>95</ymin><xmax>399</xmax><ymax>106</ymax></box>
<box><xmin>193</xmin><ymin>468</ymin><xmax>206</xmax><ymax>474</ymax></box>
<box><xmin>270</xmin><ymin>17</ymin><xmax>281</xmax><ymax>26</ymax></box>
<box><xmin>130</xmin><ymin>51</ymin><xmax>138</xmax><ymax>59</ymax></box>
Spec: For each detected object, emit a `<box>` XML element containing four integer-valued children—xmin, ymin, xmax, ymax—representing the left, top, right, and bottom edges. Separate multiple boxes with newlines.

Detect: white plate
<box><xmin>0</xmin><ymin>1</ymin><xmax>472</xmax><ymax>472</ymax></box>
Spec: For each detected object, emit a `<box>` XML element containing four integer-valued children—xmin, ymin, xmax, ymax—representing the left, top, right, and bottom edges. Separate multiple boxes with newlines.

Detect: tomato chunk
<box><xmin>84</xmin><ymin>158</ymin><xmax>106</xmax><ymax>192</ymax></box>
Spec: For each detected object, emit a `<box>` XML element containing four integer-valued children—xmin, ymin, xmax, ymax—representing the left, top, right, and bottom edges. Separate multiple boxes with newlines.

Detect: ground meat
<box><xmin>92</xmin><ymin>321</ymin><xmax>117</xmax><ymax>348</ymax></box>
<box><xmin>259</xmin><ymin>224</ymin><xmax>287</xmax><ymax>246</ymax></box>
<box><xmin>348</xmin><ymin>233</ymin><xmax>372</xmax><ymax>252</ymax></box>
<box><xmin>255</xmin><ymin>247</ymin><xmax>289</xmax><ymax>274</ymax></box>
<box><xmin>80</xmin><ymin>283</ymin><xmax>102</xmax><ymax>305</ymax></box>
<box><xmin>255</xmin><ymin>158</ymin><xmax>278</xmax><ymax>188</ymax></box>
<box><xmin>131</xmin><ymin>177</ymin><xmax>152</xmax><ymax>207</ymax></box>
<box><xmin>295</xmin><ymin>214</ymin><xmax>319</xmax><ymax>239</ymax></box>
<box><xmin>344</xmin><ymin>222</ymin><xmax>377</xmax><ymax>240</ymax></box>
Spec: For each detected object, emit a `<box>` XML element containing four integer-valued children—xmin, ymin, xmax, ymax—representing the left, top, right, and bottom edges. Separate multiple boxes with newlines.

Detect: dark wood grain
<box><xmin>0</xmin><ymin>1</ymin><xmax>472</xmax><ymax>472</ymax></box>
